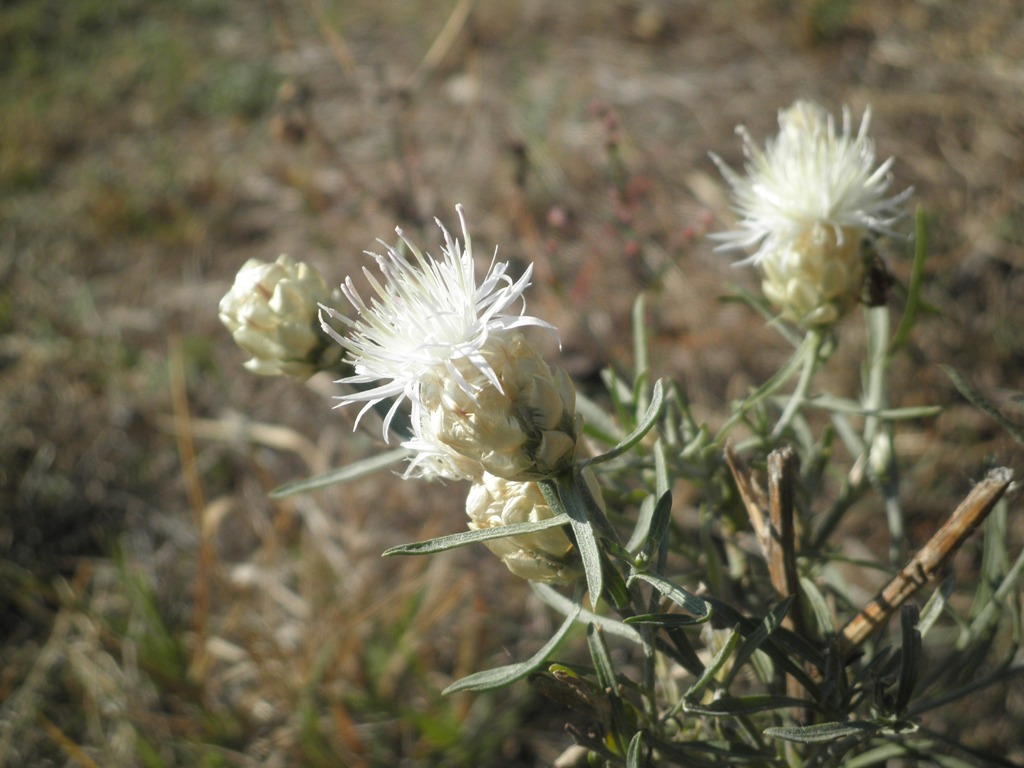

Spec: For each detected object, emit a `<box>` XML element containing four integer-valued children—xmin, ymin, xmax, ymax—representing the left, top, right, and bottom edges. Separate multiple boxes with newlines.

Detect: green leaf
<box><xmin>917</xmin><ymin>577</ymin><xmax>952</xmax><ymax>639</ymax></box>
<box><xmin>576</xmin><ymin>390</ymin><xmax>626</xmax><ymax>446</ymax></box>
<box><xmin>713</xmin><ymin>334</ymin><xmax>812</xmax><ymax>445</ymax></box>
<box><xmin>625</xmin><ymin>494</ymin><xmax>657</xmax><ymax>555</ymax></box>
<box><xmin>803</xmin><ymin>395</ymin><xmax>942</xmax><ymax>421</ymax></box>
<box><xmin>764</xmin><ymin>720</ymin><xmax>878</xmax><ymax>744</ymax></box>
<box><xmin>727</xmin><ymin>596</ymin><xmax>794</xmax><ymax>688</ymax></box>
<box><xmin>799</xmin><ymin>575</ymin><xmax>835</xmax><ymax>637</ymax></box>
<box><xmin>270</xmin><ymin>447</ymin><xmax>413</xmax><ymax>498</ymax></box>
<box><xmin>531</xmin><ymin>583</ymin><xmax>641</xmax><ymax>644</ymax></box>
<box><xmin>844</xmin><ymin>744</ymin><xmax>913</xmax><ymax>768</ymax></box>
<box><xmin>720</xmin><ymin>284</ymin><xmax>803</xmax><ymax>348</ymax></box>
<box><xmin>443</xmin><ymin>599</ymin><xmax>581</xmax><ymax>694</ymax></box>
<box><xmin>382</xmin><ymin>514</ymin><xmax>569</xmax><ymax>556</ymax></box>
<box><xmin>624</xmin><ymin>613</ymin><xmax>710</xmax><ymax>628</ymax></box>
<box><xmin>703</xmin><ymin>597</ymin><xmax>823</xmax><ymax>691</ymax></box>
<box><xmin>909</xmin><ymin>662</ymin><xmax>1024</xmax><ymax>716</ymax></box>
<box><xmin>541</xmin><ymin>479</ymin><xmax>603</xmax><ymax>606</ymax></box>
<box><xmin>581</xmin><ymin>379</ymin><xmax>665</xmax><ymax>468</ymax></box>
<box><xmin>642</xmin><ymin>490</ymin><xmax>673</xmax><ymax>564</ymax></box>
<box><xmin>889</xmin><ymin>206</ymin><xmax>929</xmax><ymax>353</ymax></box>
<box><xmin>588</xmin><ymin>624</ymin><xmax>632</xmax><ymax>754</ymax></box>
<box><xmin>684</xmin><ymin>625</ymin><xmax>740</xmax><ymax>703</ymax></box>
<box><xmin>626</xmin><ymin>732</ymin><xmax>644</xmax><ymax>768</ymax></box>
<box><xmin>894</xmin><ymin>605</ymin><xmax>922</xmax><ymax>714</ymax></box>
<box><xmin>631</xmin><ymin>572</ymin><xmax>712</xmax><ymax>621</ymax></box>
<box><xmin>684</xmin><ymin>694</ymin><xmax>812</xmax><ymax>716</ymax></box>
<box><xmin>941</xmin><ymin>365</ymin><xmax>1024</xmax><ymax>445</ymax></box>
<box><xmin>602</xmin><ymin>550</ymin><xmax>633</xmax><ymax>610</ymax></box>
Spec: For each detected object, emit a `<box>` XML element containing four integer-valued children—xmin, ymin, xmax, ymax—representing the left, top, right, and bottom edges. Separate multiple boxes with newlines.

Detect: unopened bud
<box><xmin>466</xmin><ymin>472</ymin><xmax>581</xmax><ymax>584</ymax></box>
<box><xmin>219</xmin><ymin>255</ymin><xmax>339</xmax><ymax>378</ymax></box>
<box><xmin>411</xmin><ymin>332</ymin><xmax>579</xmax><ymax>481</ymax></box>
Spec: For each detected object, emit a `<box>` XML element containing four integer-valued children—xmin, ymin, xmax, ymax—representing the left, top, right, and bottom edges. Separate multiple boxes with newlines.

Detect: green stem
<box><xmin>771</xmin><ymin>331</ymin><xmax>824</xmax><ymax>442</ymax></box>
<box><xmin>712</xmin><ymin>333</ymin><xmax>816</xmax><ymax>447</ymax></box>
<box><xmin>863</xmin><ymin>305</ymin><xmax>904</xmax><ymax>565</ymax></box>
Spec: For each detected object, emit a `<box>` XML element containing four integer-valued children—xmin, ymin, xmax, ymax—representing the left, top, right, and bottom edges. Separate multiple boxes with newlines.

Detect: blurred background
<box><xmin>1</xmin><ymin>1</ymin><xmax>1022</xmax><ymax>765</ymax></box>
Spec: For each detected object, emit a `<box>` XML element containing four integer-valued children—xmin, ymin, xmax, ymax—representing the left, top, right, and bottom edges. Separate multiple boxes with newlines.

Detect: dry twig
<box><xmin>838</xmin><ymin>467</ymin><xmax>1014</xmax><ymax>656</ymax></box>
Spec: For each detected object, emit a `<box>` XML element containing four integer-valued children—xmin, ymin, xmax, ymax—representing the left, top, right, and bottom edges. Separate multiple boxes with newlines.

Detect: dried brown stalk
<box><xmin>169</xmin><ymin>334</ymin><xmax>212</xmax><ymax>680</ymax></box>
<box><xmin>726</xmin><ymin>445</ymin><xmax>810</xmax><ymax>716</ymax></box>
<box><xmin>725</xmin><ymin>445</ymin><xmax>805</xmax><ymax>633</ymax></box>
<box><xmin>838</xmin><ymin>466</ymin><xmax>1014</xmax><ymax>656</ymax></box>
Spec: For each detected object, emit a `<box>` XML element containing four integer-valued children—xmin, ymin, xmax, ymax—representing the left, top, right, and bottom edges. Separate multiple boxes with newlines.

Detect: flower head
<box><xmin>712</xmin><ymin>100</ymin><xmax>911</xmax><ymax>326</ymax></box>
<box><xmin>219</xmin><ymin>255</ymin><xmax>339</xmax><ymax>378</ymax></box>
<box><xmin>466</xmin><ymin>472</ymin><xmax>582</xmax><ymax>584</ymax></box>
<box><xmin>321</xmin><ymin>206</ymin><xmax>577</xmax><ymax>481</ymax></box>
<box><xmin>405</xmin><ymin>331</ymin><xmax>579</xmax><ymax>481</ymax></box>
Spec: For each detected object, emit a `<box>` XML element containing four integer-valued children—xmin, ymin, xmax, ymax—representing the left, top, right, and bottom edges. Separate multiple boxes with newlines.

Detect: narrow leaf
<box><xmin>382</xmin><ymin>514</ymin><xmax>569</xmax><ymax>556</ymax></box>
<box><xmin>845</xmin><ymin>744</ymin><xmax>913</xmax><ymax>768</ymax></box>
<box><xmin>581</xmin><ymin>379</ymin><xmax>665</xmax><ymax>468</ymax></box>
<box><xmin>443</xmin><ymin>600</ymin><xmax>581</xmax><ymax>694</ymax></box>
<box><xmin>764</xmin><ymin>721</ymin><xmax>877</xmax><ymax>744</ymax></box>
<box><xmin>626</xmin><ymin>732</ymin><xmax>644</xmax><ymax>768</ymax></box>
<box><xmin>728</xmin><ymin>596</ymin><xmax>794</xmax><ymax>687</ymax></box>
<box><xmin>576</xmin><ymin>390</ymin><xmax>626</xmax><ymax>446</ymax></box>
<box><xmin>942</xmin><ymin>365</ymin><xmax>1024</xmax><ymax>445</ymax></box>
<box><xmin>632</xmin><ymin>572</ymin><xmax>711</xmax><ymax>621</ymax></box>
<box><xmin>588</xmin><ymin>625</ymin><xmax>630</xmax><ymax>755</ymax></box>
<box><xmin>804</xmin><ymin>396</ymin><xmax>942</xmax><ymax>421</ymax></box>
<box><xmin>625</xmin><ymin>613</ymin><xmax>710</xmax><ymax>628</ymax></box>
<box><xmin>532</xmin><ymin>583</ymin><xmax>641</xmax><ymax>644</ymax></box>
<box><xmin>270</xmin><ymin>447</ymin><xmax>413</xmax><ymax>498</ymax></box>
<box><xmin>894</xmin><ymin>605</ymin><xmax>922</xmax><ymax>714</ymax></box>
<box><xmin>625</xmin><ymin>494</ymin><xmax>657</xmax><ymax>555</ymax></box>
<box><xmin>684</xmin><ymin>694</ymin><xmax>812</xmax><ymax>716</ymax></box>
<box><xmin>642</xmin><ymin>491</ymin><xmax>674</xmax><ymax>563</ymax></box>
<box><xmin>917</xmin><ymin>577</ymin><xmax>952</xmax><ymax>639</ymax></box>
<box><xmin>890</xmin><ymin>206</ymin><xmax>929</xmax><ymax>353</ymax></box>
<box><xmin>684</xmin><ymin>626</ymin><xmax>741</xmax><ymax>703</ymax></box>
<box><xmin>542</xmin><ymin>479</ymin><xmax>603</xmax><ymax>607</ymax></box>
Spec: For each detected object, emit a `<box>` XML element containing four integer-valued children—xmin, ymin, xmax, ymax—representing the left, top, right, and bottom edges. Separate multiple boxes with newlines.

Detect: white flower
<box><xmin>320</xmin><ymin>206</ymin><xmax>577</xmax><ymax>481</ymax></box>
<box><xmin>219</xmin><ymin>255</ymin><xmax>338</xmax><ymax>378</ymax></box>
<box><xmin>466</xmin><ymin>472</ymin><xmax>581</xmax><ymax>584</ymax></box>
<box><xmin>711</xmin><ymin>101</ymin><xmax>910</xmax><ymax>326</ymax></box>
<box><xmin>712</xmin><ymin>100</ymin><xmax>910</xmax><ymax>266</ymax></box>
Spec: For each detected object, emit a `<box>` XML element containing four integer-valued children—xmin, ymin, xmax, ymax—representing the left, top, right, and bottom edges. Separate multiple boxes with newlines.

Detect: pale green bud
<box><xmin>466</xmin><ymin>472</ymin><xmax>581</xmax><ymax>584</ymax></box>
<box><xmin>219</xmin><ymin>255</ymin><xmax>339</xmax><ymax>378</ymax></box>
<box><xmin>412</xmin><ymin>332</ymin><xmax>580</xmax><ymax>481</ymax></box>
<box><xmin>759</xmin><ymin>223</ymin><xmax>866</xmax><ymax>328</ymax></box>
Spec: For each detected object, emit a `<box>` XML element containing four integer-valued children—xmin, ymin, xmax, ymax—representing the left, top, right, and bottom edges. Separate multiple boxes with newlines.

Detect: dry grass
<box><xmin>2</xmin><ymin>0</ymin><xmax>1023</xmax><ymax>765</ymax></box>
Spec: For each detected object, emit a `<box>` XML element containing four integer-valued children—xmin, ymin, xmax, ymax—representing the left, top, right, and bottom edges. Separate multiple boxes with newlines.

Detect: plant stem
<box><xmin>771</xmin><ymin>330</ymin><xmax>823</xmax><ymax>442</ymax></box>
<box><xmin>863</xmin><ymin>305</ymin><xmax>904</xmax><ymax>564</ymax></box>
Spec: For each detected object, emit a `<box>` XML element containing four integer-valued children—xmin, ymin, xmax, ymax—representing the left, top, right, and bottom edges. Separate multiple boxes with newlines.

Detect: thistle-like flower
<box><xmin>712</xmin><ymin>100</ymin><xmax>911</xmax><ymax>327</ymax></box>
<box><xmin>219</xmin><ymin>255</ymin><xmax>339</xmax><ymax>378</ymax></box>
<box><xmin>465</xmin><ymin>472</ymin><xmax>581</xmax><ymax>584</ymax></box>
<box><xmin>320</xmin><ymin>206</ymin><xmax>579</xmax><ymax>482</ymax></box>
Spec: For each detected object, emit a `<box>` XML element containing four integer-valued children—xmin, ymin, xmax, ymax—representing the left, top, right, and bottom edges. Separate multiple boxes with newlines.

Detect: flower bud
<box><xmin>465</xmin><ymin>472</ymin><xmax>581</xmax><ymax>584</ymax></box>
<box><xmin>219</xmin><ymin>255</ymin><xmax>339</xmax><ymax>378</ymax></box>
<box><xmin>409</xmin><ymin>332</ymin><xmax>580</xmax><ymax>481</ymax></box>
<box><xmin>759</xmin><ymin>223</ymin><xmax>866</xmax><ymax>327</ymax></box>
